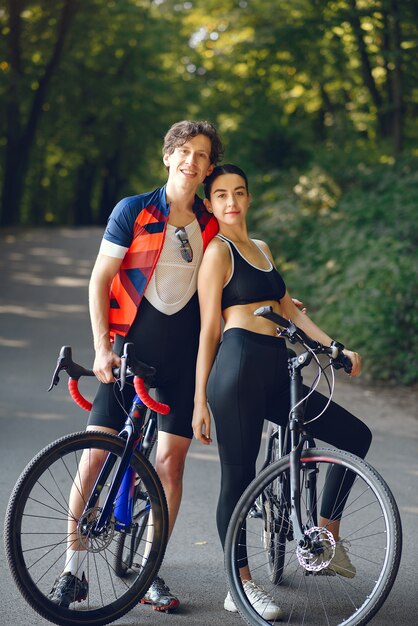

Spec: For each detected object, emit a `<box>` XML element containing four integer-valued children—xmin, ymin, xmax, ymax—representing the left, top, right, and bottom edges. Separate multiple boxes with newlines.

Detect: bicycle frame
<box><xmin>82</xmin><ymin>392</ymin><xmax>149</xmax><ymax>535</ymax></box>
<box><xmin>114</xmin><ymin>409</ymin><xmax>157</xmax><ymax>527</ymax></box>
<box><xmin>287</xmin><ymin>350</ymin><xmax>318</xmax><ymax>546</ymax></box>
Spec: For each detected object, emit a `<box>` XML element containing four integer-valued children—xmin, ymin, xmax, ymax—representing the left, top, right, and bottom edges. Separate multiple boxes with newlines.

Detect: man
<box><xmin>49</xmin><ymin>120</ymin><xmax>223</xmax><ymax>611</ymax></box>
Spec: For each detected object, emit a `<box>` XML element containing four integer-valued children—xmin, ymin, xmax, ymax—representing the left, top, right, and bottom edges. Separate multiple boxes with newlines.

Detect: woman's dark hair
<box><xmin>204</xmin><ymin>164</ymin><xmax>249</xmax><ymax>199</ymax></box>
<box><xmin>162</xmin><ymin>120</ymin><xmax>224</xmax><ymax>165</ymax></box>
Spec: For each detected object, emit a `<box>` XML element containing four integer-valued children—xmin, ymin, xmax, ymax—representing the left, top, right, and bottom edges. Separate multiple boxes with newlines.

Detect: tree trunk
<box><xmin>0</xmin><ymin>0</ymin><xmax>80</xmax><ymax>226</ymax></box>
<box><xmin>73</xmin><ymin>163</ymin><xmax>96</xmax><ymax>226</ymax></box>
<box><xmin>389</xmin><ymin>0</ymin><xmax>404</xmax><ymax>156</ymax></box>
<box><xmin>1</xmin><ymin>0</ymin><xmax>24</xmax><ymax>226</ymax></box>
<box><xmin>347</xmin><ymin>0</ymin><xmax>387</xmax><ymax>138</ymax></box>
<box><xmin>97</xmin><ymin>151</ymin><xmax>127</xmax><ymax>225</ymax></box>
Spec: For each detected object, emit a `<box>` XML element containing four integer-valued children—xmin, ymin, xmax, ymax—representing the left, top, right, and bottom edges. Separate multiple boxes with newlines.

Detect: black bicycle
<box><xmin>224</xmin><ymin>306</ymin><xmax>402</xmax><ymax>626</ymax></box>
<box><xmin>4</xmin><ymin>343</ymin><xmax>169</xmax><ymax>626</ymax></box>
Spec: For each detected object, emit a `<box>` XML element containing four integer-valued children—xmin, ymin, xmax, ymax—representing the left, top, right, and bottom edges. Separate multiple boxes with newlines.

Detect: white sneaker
<box><xmin>224</xmin><ymin>582</ymin><xmax>283</xmax><ymax>620</ymax></box>
<box><xmin>224</xmin><ymin>591</ymin><xmax>238</xmax><ymax>612</ymax></box>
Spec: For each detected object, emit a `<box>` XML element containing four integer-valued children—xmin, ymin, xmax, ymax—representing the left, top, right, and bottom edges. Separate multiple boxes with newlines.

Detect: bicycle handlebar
<box><xmin>48</xmin><ymin>344</ymin><xmax>170</xmax><ymax>414</ymax></box>
<box><xmin>254</xmin><ymin>306</ymin><xmax>352</xmax><ymax>374</ymax></box>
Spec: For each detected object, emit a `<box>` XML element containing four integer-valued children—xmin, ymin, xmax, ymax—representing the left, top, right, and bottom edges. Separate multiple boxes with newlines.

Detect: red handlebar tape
<box><xmin>68</xmin><ymin>377</ymin><xmax>170</xmax><ymax>415</ymax></box>
<box><xmin>134</xmin><ymin>377</ymin><xmax>170</xmax><ymax>415</ymax></box>
<box><xmin>68</xmin><ymin>379</ymin><xmax>93</xmax><ymax>411</ymax></box>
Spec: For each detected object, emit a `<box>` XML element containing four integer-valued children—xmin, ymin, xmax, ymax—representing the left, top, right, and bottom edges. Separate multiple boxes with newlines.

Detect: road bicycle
<box><xmin>4</xmin><ymin>342</ymin><xmax>169</xmax><ymax>626</ymax></box>
<box><xmin>224</xmin><ymin>306</ymin><xmax>402</xmax><ymax>626</ymax></box>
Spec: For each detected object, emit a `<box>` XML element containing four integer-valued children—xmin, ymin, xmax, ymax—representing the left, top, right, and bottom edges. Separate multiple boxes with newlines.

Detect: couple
<box><xmin>49</xmin><ymin>120</ymin><xmax>371</xmax><ymax>619</ymax></box>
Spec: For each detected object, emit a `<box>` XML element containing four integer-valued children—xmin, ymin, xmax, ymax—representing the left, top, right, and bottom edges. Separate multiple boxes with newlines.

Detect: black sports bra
<box><xmin>218</xmin><ymin>235</ymin><xmax>287</xmax><ymax>311</ymax></box>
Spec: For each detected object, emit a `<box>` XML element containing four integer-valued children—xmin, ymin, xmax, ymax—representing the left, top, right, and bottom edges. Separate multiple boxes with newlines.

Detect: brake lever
<box><xmin>276</xmin><ymin>321</ymin><xmax>299</xmax><ymax>343</ymax></box>
<box><xmin>47</xmin><ymin>346</ymin><xmax>72</xmax><ymax>391</ymax></box>
<box><xmin>119</xmin><ymin>353</ymin><xmax>128</xmax><ymax>390</ymax></box>
<box><xmin>48</xmin><ymin>346</ymin><xmax>95</xmax><ymax>392</ymax></box>
<box><xmin>332</xmin><ymin>354</ymin><xmax>353</xmax><ymax>374</ymax></box>
<box><xmin>48</xmin><ymin>361</ymin><xmax>63</xmax><ymax>391</ymax></box>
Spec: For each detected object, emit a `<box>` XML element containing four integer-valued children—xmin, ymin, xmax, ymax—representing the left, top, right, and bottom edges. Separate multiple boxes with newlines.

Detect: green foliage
<box><xmin>1</xmin><ymin>0</ymin><xmax>417</xmax><ymax>384</ymax></box>
<box><xmin>252</xmin><ymin>157</ymin><xmax>418</xmax><ymax>385</ymax></box>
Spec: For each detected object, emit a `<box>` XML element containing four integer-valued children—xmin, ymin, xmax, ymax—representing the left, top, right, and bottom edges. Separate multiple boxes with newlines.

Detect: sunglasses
<box><xmin>175</xmin><ymin>227</ymin><xmax>193</xmax><ymax>263</ymax></box>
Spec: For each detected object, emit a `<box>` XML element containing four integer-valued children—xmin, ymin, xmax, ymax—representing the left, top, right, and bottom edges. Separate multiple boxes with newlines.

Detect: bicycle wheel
<box><xmin>225</xmin><ymin>448</ymin><xmax>402</xmax><ymax>626</ymax></box>
<box><xmin>4</xmin><ymin>431</ymin><xmax>168</xmax><ymax>626</ymax></box>
<box><xmin>261</xmin><ymin>424</ymin><xmax>290</xmax><ymax>585</ymax></box>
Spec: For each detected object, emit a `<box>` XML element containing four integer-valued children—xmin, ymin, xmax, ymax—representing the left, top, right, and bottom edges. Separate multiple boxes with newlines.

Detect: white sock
<box><xmin>64</xmin><ymin>549</ymin><xmax>86</xmax><ymax>578</ymax></box>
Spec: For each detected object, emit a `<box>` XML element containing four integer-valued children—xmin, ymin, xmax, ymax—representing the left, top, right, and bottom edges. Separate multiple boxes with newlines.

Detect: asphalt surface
<box><xmin>0</xmin><ymin>227</ymin><xmax>417</xmax><ymax>626</ymax></box>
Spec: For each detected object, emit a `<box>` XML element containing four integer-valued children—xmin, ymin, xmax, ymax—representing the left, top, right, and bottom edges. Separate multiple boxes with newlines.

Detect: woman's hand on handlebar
<box><xmin>343</xmin><ymin>349</ymin><xmax>362</xmax><ymax>377</ymax></box>
<box><xmin>192</xmin><ymin>403</ymin><xmax>213</xmax><ymax>445</ymax></box>
<box><xmin>93</xmin><ymin>347</ymin><xmax>121</xmax><ymax>384</ymax></box>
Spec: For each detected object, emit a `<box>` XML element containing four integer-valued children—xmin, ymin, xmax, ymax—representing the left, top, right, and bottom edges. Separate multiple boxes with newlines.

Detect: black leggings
<box><xmin>88</xmin><ymin>294</ymin><xmax>200</xmax><ymax>439</ymax></box>
<box><xmin>207</xmin><ymin>328</ymin><xmax>372</xmax><ymax>552</ymax></box>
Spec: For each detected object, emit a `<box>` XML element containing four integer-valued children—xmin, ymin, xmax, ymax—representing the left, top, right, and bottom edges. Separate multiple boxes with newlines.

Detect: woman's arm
<box><xmin>192</xmin><ymin>240</ymin><xmax>230</xmax><ymax>444</ymax></box>
<box><xmin>258</xmin><ymin>240</ymin><xmax>361</xmax><ymax>377</ymax></box>
<box><xmin>279</xmin><ymin>291</ymin><xmax>362</xmax><ymax>377</ymax></box>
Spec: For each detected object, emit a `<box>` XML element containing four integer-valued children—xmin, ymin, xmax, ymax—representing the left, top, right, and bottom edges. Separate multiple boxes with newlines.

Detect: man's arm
<box><xmin>89</xmin><ymin>254</ymin><xmax>123</xmax><ymax>383</ymax></box>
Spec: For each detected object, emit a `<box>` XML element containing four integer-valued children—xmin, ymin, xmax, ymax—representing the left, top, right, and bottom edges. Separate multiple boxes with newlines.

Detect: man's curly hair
<box><xmin>162</xmin><ymin>120</ymin><xmax>224</xmax><ymax>166</ymax></box>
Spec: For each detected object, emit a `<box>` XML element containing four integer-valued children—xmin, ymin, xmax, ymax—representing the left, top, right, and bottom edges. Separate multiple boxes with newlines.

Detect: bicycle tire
<box><xmin>113</xmin><ymin>412</ymin><xmax>157</xmax><ymax>578</ymax></box>
<box><xmin>4</xmin><ymin>431</ymin><xmax>168</xmax><ymax>626</ymax></box>
<box><xmin>225</xmin><ymin>448</ymin><xmax>402</xmax><ymax>626</ymax></box>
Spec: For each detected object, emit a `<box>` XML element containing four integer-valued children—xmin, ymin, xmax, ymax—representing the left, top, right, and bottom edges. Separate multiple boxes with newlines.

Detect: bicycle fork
<box><xmin>113</xmin><ymin>409</ymin><xmax>157</xmax><ymax>528</ymax></box>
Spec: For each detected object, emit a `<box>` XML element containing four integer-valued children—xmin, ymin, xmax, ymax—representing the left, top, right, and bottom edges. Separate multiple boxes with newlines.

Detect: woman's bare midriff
<box><xmin>223</xmin><ymin>300</ymin><xmax>284</xmax><ymax>337</ymax></box>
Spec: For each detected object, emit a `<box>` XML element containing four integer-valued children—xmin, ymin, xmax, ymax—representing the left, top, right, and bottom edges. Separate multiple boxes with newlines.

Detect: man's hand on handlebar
<box><xmin>93</xmin><ymin>347</ymin><xmax>121</xmax><ymax>384</ymax></box>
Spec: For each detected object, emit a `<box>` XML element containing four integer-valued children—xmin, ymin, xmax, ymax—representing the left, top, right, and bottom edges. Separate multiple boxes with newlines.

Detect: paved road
<box><xmin>0</xmin><ymin>228</ymin><xmax>417</xmax><ymax>626</ymax></box>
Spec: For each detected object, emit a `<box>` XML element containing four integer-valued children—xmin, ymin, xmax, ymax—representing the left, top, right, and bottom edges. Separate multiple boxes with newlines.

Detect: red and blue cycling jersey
<box><xmin>101</xmin><ymin>185</ymin><xmax>218</xmax><ymax>340</ymax></box>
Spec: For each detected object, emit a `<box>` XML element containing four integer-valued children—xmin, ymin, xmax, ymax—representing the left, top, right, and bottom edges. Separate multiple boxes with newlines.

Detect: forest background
<box><xmin>1</xmin><ymin>0</ymin><xmax>417</xmax><ymax>384</ymax></box>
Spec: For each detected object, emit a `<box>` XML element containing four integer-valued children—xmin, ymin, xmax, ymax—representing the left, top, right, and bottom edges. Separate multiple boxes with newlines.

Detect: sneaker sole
<box><xmin>225</xmin><ymin>596</ymin><xmax>282</xmax><ymax>620</ymax></box>
<box><xmin>140</xmin><ymin>598</ymin><xmax>180</xmax><ymax>612</ymax></box>
<box><xmin>50</xmin><ymin>593</ymin><xmax>88</xmax><ymax>608</ymax></box>
<box><xmin>77</xmin><ymin>593</ymin><xmax>88</xmax><ymax>603</ymax></box>
<box><xmin>257</xmin><ymin>610</ymin><xmax>284</xmax><ymax>620</ymax></box>
<box><xmin>330</xmin><ymin>566</ymin><xmax>356</xmax><ymax>578</ymax></box>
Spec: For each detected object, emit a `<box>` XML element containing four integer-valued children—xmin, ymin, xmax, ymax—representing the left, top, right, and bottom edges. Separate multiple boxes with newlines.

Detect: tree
<box><xmin>1</xmin><ymin>0</ymin><xmax>80</xmax><ymax>226</ymax></box>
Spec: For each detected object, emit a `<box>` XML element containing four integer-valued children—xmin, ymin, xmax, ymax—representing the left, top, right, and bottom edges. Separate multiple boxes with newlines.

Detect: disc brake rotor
<box><xmin>77</xmin><ymin>507</ymin><xmax>115</xmax><ymax>552</ymax></box>
<box><xmin>296</xmin><ymin>526</ymin><xmax>336</xmax><ymax>572</ymax></box>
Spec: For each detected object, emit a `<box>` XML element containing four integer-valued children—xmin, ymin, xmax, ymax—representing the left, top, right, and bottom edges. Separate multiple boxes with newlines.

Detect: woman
<box><xmin>192</xmin><ymin>164</ymin><xmax>372</xmax><ymax>619</ymax></box>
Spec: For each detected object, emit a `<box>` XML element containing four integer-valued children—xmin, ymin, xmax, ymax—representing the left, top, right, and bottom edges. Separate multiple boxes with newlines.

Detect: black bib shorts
<box><xmin>88</xmin><ymin>294</ymin><xmax>200</xmax><ymax>439</ymax></box>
